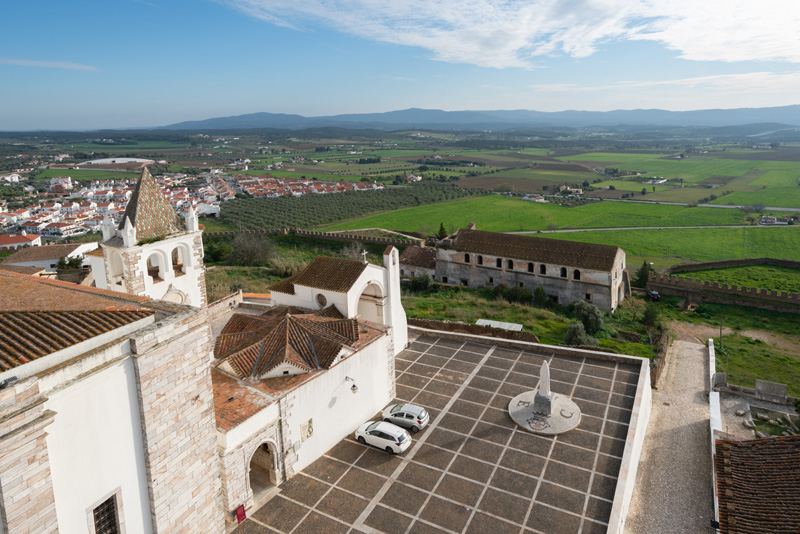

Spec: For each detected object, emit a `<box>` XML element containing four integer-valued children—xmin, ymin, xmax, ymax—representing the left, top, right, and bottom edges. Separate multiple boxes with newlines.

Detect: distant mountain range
<box><xmin>160</xmin><ymin>106</ymin><xmax>800</xmax><ymax>131</ymax></box>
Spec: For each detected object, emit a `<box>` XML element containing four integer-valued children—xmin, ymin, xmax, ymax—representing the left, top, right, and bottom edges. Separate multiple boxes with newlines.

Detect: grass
<box><xmin>593</xmin><ymin>180</ymin><xmax>673</xmax><ymax>192</ymax></box>
<box><xmin>401</xmin><ymin>285</ymin><xmax>652</xmax><ymax>356</ymax></box>
<box><xmin>199</xmin><ymin>217</ymin><xmax>235</xmax><ymax>233</ymax></box>
<box><xmin>556</xmin><ymin>152</ymin><xmax>666</xmax><ymax>163</ymax></box>
<box><xmin>682</xmin><ymin>264</ymin><xmax>800</xmax><ymax>293</ymax></box>
<box><xmin>205</xmin><ymin>267</ymin><xmax>281</xmax><ymax>302</ymax></box>
<box><xmin>714</xmin><ymin>334</ymin><xmax>800</xmax><ymax>397</ymax></box>
<box><xmin>323</xmin><ymin>196</ymin><xmax>748</xmax><ymax>234</ymax></box>
<box><xmin>708</xmin><ymin>188</ymin><xmax>800</xmax><ymax>208</ymax></box>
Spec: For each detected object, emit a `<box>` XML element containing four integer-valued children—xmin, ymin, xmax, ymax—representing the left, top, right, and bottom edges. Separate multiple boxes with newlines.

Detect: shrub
<box><xmin>507</xmin><ymin>286</ymin><xmax>533</xmax><ymax>305</ymax></box>
<box><xmin>270</xmin><ymin>257</ymin><xmax>308</xmax><ymax>277</ymax></box>
<box><xmin>230</xmin><ymin>234</ymin><xmax>275</xmax><ymax>266</ymax></box>
<box><xmin>533</xmin><ymin>286</ymin><xmax>548</xmax><ymax>308</ymax></box>
<box><xmin>564</xmin><ymin>323</ymin><xmax>596</xmax><ymax>346</ymax></box>
<box><xmin>410</xmin><ymin>273</ymin><xmax>435</xmax><ymax>292</ymax></box>
<box><xmin>573</xmin><ymin>300</ymin><xmax>604</xmax><ymax>334</ymax></box>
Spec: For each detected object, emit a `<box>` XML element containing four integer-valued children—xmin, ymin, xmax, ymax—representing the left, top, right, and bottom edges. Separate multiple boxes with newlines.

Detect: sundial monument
<box><xmin>508</xmin><ymin>360</ymin><xmax>582</xmax><ymax>435</ymax></box>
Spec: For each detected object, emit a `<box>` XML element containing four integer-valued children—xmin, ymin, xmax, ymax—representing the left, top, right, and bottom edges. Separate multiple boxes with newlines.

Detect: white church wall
<box><xmin>287</xmin><ymin>335</ymin><xmax>392</xmax><ymax>473</ymax></box>
<box><xmin>45</xmin><ymin>357</ymin><xmax>153</xmax><ymax>534</ymax></box>
<box><xmin>221</xmin><ymin>403</ymin><xmax>281</xmax><ymax>452</ymax></box>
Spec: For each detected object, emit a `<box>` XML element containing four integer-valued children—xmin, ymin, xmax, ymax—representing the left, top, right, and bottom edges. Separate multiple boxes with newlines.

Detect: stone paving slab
<box><xmin>233</xmin><ymin>334</ymin><xmax>642</xmax><ymax>534</ymax></box>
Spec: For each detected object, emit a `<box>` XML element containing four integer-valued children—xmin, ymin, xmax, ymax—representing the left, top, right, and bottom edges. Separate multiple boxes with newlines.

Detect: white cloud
<box><xmin>221</xmin><ymin>0</ymin><xmax>800</xmax><ymax>68</ymax></box>
<box><xmin>0</xmin><ymin>58</ymin><xmax>99</xmax><ymax>71</ymax></box>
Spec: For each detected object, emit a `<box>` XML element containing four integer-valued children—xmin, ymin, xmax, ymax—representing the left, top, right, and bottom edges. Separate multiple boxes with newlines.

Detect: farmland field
<box><xmin>593</xmin><ymin>180</ymin><xmax>672</xmax><ymax>192</ymax></box>
<box><xmin>680</xmin><ymin>264</ymin><xmax>800</xmax><ymax>293</ymax></box>
<box><xmin>556</xmin><ymin>152</ymin><xmax>666</xmax><ymax>163</ymax></box>
<box><xmin>536</xmin><ymin>227</ymin><xmax>800</xmax><ymax>269</ymax></box>
<box><xmin>323</xmin><ymin>196</ymin><xmax>748</xmax><ymax>234</ymax></box>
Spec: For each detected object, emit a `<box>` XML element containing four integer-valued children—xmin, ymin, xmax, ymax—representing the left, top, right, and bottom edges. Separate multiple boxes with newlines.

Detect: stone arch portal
<box><xmin>248</xmin><ymin>442</ymin><xmax>278</xmax><ymax>509</ymax></box>
<box><xmin>357</xmin><ymin>282</ymin><xmax>386</xmax><ymax>325</ymax></box>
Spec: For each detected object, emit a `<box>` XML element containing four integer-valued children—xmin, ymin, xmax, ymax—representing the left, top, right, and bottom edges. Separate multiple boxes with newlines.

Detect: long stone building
<box><xmin>401</xmin><ymin>224</ymin><xmax>629</xmax><ymax>311</ymax></box>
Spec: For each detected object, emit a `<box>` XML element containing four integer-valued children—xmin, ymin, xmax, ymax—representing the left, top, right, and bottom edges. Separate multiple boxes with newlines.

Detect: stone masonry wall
<box><xmin>0</xmin><ymin>378</ymin><xmax>58</xmax><ymax>534</ymax></box>
<box><xmin>668</xmin><ymin>257</ymin><xmax>800</xmax><ymax>275</ymax></box>
<box><xmin>122</xmin><ymin>248</ymin><xmax>145</xmax><ymax>297</ymax></box>
<box><xmin>203</xmin><ymin>227</ymin><xmax>421</xmax><ymax>248</ymax></box>
<box><xmin>192</xmin><ymin>234</ymin><xmax>207</xmax><ymax>307</ymax></box>
<box><xmin>219</xmin><ymin>422</ymin><xmax>282</xmax><ymax>520</ymax></box>
<box><xmin>130</xmin><ymin>309</ymin><xmax>224</xmax><ymax>534</ymax></box>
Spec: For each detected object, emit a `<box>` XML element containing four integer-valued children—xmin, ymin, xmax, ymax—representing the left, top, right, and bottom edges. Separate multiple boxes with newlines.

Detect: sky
<box><xmin>2</xmin><ymin>0</ymin><xmax>800</xmax><ymax>130</ymax></box>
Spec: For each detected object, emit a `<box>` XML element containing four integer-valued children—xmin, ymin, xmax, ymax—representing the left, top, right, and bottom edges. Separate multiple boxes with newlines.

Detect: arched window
<box><xmin>496</xmin><ymin>258</ymin><xmax>502</xmax><ymax>268</ymax></box>
<box><xmin>507</xmin><ymin>260</ymin><xmax>514</xmax><ymax>269</ymax></box>
<box><xmin>560</xmin><ymin>267</ymin><xmax>567</xmax><ymax>278</ymax></box>
<box><xmin>539</xmin><ymin>264</ymin><xmax>546</xmax><ymax>275</ymax></box>
<box><xmin>477</xmin><ymin>255</ymin><xmax>483</xmax><ymax>265</ymax></box>
<box><xmin>464</xmin><ymin>253</ymin><xmax>470</xmax><ymax>263</ymax></box>
<box><xmin>528</xmin><ymin>262</ymin><xmax>534</xmax><ymax>273</ymax></box>
<box><xmin>147</xmin><ymin>253</ymin><xmax>165</xmax><ymax>282</ymax></box>
<box><xmin>573</xmin><ymin>269</ymin><xmax>581</xmax><ymax>280</ymax></box>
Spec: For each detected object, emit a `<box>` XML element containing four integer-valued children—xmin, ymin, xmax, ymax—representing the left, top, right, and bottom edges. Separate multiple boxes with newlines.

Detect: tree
<box><xmin>546</xmin><ymin>222</ymin><xmax>558</xmax><ymax>233</ymax></box>
<box><xmin>633</xmin><ymin>260</ymin><xmax>653</xmax><ymax>288</ymax></box>
<box><xmin>55</xmin><ymin>256</ymin><xmax>83</xmax><ymax>269</ymax></box>
<box><xmin>533</xmin><ymin>286</ymin><xmax>548</xmax><ymax>308</ymax></box>
<box><xmin>437</xmin><ymin>223</ymin><xmax>448</xmax><ymax>240</ymax></box>
<box><xmin>564</xmin><ymin>323</ymin><xmax>596</xmax><ymax>346</ymax></box>
<box><xmin>573</xmin><ymin>301</ymin><xmax>604</xmax><ymax>334</ymax></box>
<box><xmin>641</xmin><ymin>188</ymin><xmax>647</xmax><ymax>195</ymax></box>
<box><xmin>229</xmin><ymin>234</ymin><xmax>275</xmax><ymax>266</ymax></box>
<box><xmin>507</xmin><ymin>286</ymin><xmax>533</xmax><ymax>305</ymax></box>
<box><xmin>642</xmin><ymin>302</ymin><xmax>660</xmax><ymax>328</ymax></box>
<box><xmin>409</xmin><ymin>273</ymin><xmax>434</xmax><ymax>292</ymax></box>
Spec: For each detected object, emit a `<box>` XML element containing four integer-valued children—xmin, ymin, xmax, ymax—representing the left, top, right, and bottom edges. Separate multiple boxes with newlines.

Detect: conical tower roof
<box><xmin>117</xmin><ymin>167</ymin><xmax>185</xmax><ymax>240</ymax></box>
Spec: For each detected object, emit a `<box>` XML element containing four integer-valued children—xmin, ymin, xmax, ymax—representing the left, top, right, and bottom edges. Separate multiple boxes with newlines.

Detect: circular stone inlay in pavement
<box><xmin>508</xmin><ymin>389</ymin><xmax>582</xmax><ymax>435</ymax></box>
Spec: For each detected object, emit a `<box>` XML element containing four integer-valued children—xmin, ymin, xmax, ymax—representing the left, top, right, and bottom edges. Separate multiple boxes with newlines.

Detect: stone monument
<box><xmin>509</xmin><ymin>359</ymin><xmax>582</xmax><ymax>435</ymax></box>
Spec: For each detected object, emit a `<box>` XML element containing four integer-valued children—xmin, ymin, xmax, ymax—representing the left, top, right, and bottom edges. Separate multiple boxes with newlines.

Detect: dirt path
<box><xmin>670</xmin><ymin>320</ymin><xmax>800</xmax><ymax>352</ymax></box>
<box><xmin>625</xmin><ymin>339</ymin><xmax>714</xmax><ymax>534</ymax></box>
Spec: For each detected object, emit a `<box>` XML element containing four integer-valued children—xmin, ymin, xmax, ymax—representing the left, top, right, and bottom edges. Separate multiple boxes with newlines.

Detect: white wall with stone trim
<box><xmin>45</xmin><ymin>357</ymin><xmax>153</xmax><ymax>534</ymax></box>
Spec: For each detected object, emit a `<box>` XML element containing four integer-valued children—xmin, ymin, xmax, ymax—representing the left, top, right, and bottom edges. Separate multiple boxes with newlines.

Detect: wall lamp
<box><xmin>345</xmin><ymin>376</ymin><xmax>358</xmax><ymax>394</ymax></box>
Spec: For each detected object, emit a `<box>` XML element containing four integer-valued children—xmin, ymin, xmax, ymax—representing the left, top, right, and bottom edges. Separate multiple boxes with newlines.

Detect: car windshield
<box><xmin>418</xmin><ymin>409</ymin><xmax>428</xmax><ymax>419</ymax></box>
<box><xmin>366</xmin><ymin>422</ymin><xmax>380</xmax><ymax>432</ymax></box>
<box><xmin>390</xmin><ymin>405</ymin><xmax>404</xmax><ymax>414</ymax></box>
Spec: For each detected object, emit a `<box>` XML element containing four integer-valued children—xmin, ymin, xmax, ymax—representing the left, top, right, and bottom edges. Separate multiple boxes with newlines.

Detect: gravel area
<box><xmin>624</xmin><ymin>340</ymin><xmax>714</xmax><ymax>534</ymax></box>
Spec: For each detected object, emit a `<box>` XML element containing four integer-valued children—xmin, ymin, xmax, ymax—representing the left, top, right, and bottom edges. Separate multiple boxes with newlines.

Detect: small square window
<box><xmin>93</xmin><ymin>496</ymin><xmax>119</xmax><ymax>534</ymax></box>
<box><xmin>488</xmin><ymin>277</ymin><xmax>493</xmax><ymax>284</ymax></box>
<box><xmin>442</xmin><ymin>276</ymin><xmax>448</xmax><ymax>284</ymax></box>
<box><xmin>461</xmin><ymin>279</ymin><xmax>469</xmax><ymax>286</ymax></box>
<box><xmin>585</xmin><ymin>294</ymin><xmax>591</xmax><ymax>301</ymax></box>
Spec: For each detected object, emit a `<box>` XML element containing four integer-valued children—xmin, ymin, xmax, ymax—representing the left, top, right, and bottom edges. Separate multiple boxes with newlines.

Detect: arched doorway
<box><xmin>248</xmin><ymin>442</ymin><xmax>278</xmax><ymax>508</ymax></box>
<box><xmin>357</xmin><ymin>282</ymin><xmax>385</xmax><ymax>324</ymax></box>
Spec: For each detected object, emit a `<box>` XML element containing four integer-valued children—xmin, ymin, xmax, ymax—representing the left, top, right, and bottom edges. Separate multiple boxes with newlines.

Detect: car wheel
<box><xmin>357</xmin><ymin>436</ymin><xmax>365</xmax><ymax>445</ymax></box>
<box><xmin>411</xmin><ymin>425</ymin><xmax>419</xmax><ymax>433</ymax></box>
<box><xmin>385</xmin><ymin>446</ymin><xmax>395</xmax><ymax>454</ymax></box>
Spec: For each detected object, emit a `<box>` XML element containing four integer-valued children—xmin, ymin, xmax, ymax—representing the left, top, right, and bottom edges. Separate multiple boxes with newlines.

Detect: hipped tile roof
<box><xmin>214</xmin><ymin>306</ymin><xmax>360</xmax><ymax>379</ymax></box>
<box><xmin>0</xmin><ymin>271</ymin><xmax>156</xmax><ymax>371</ymax></box>
<box><xmin>1</xmin><ymin>243</ymin><xmax>85</xmax><ymax>264</ymax></box>
<box><xmin>269</xmin><ymin>256</ymin><xmax>368</xmax><ymax>295</ymax></box>
<box><xmin>399</xmin><ymin>246</ymin><xmax>437</xmax><ymax>269</ymax></box>
<box><xmin>450</xmin><ymin>228</ymin><xmax>621</xmax><ymax>271</ymax></box>
<box><xmin>715</xmin><ymin>435</ymin><xmax>800</xmax><ymax>533</ymax></box>
<box><xmin>118</xmin><ymin>167</ymin><xmax>185</xmax><ymax>240</ymax></box>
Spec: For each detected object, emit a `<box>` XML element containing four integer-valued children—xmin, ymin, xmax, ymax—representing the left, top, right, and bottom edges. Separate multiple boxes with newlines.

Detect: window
<box><xmin>488</xmin><ymin>277</ymin><xmax>493</xmax><ymax>284</ymax></box>
<box><xmin>539</xmin><ymin>264</ymin><xmax>546</xmax><ymax>275</ymax></box>
<box><xmin>507</xmin><ymin>260</ymin><xmax>514</xmax><ymax>269</ymax></box>
<box><xmin>528</xmin><ymin>262</ymin><xmax>534</xmax><ymax>273</ymax></box>
<box><xmin>477</xmin><ymin>255</ymin><xmax>483</xmax><ymax>265</ymax></box>
<box><xmin>573</xmin><ymin>269</ymin><xmax>581</xmax><ymax>280</ymax></box>
<box><xmin>518</xmin><ymin>282</ymin><xmax>524</xmax><ymax>288</ymax></box>
<box><xmin>442</xmin><ymin>276</ymin><xmax>448</xmax><ymax>284</ymax></box>
<box><xmin>496</xmin><ymin>258</ymin><xmax>502</xmax><ymax>268</ymax></box>
<box><xmin>461</xmin><ymin>279</ymin><xmax>469</xmax><ymax>286</ymax></box>
<box><xmin>93</xmin><ymin>496</ymin><xmax>119</xmax><ymax>534</ymax></box>
<box><xmin>283</xmin><ymin>370</ymin><xmax>289</xmax><ymax>375</ymax></box>
<box><xmin>585</xmin><ymin>294</ymin><xmax>591</xmax><ymax>301</ymax></box>
<box><xmin>560</xmin><ymin>267</ymin><xmax>567</xmax><ymax>278</ymax></box>
<box><xmin>464</xmin><ymin>253</ymin><xmax>470</xmax><ymax>263</ymax></box>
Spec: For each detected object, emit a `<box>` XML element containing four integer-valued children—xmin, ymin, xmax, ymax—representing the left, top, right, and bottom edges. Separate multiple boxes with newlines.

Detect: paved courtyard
<box><xmin>234</xmin><ymin>334</ymin><xmax>642</xmax><ymax>534</ymax></box>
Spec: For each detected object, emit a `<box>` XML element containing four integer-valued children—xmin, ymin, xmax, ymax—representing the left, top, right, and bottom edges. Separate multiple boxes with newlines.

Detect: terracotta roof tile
<box><xmin>0</xmin><ymin>264</ymin><xmax>45</xmax><ymax>275</ymax></box>
<box><xmin>451</xmin><ymin>228</ymin><xmax>621</xmax><ymax>271</ymax></box>
<box><xmin>715</xmin><ymin>435</ymin><xmax>800</xmax><ymax>533</ymax></box>
<box><xmin>269</xmin><ymin>256</ymin><xmax>367</xmax><ymax>295</ymax></box>
<box><xmin>211</xmin><ymin>368</ymin><xmax>274</xmax><ymax>431</ymax></box>
<box><xmin>118</xmin><ymin>167</ymin><xmax>185</xmax><ymax>240</ymax></box>
<box><xmin>0</xmin><ymin>271</ymin><xmax>157</xmax><ymax>370</ymax></box>
<box><xmin>399</xmin><ymin>246</ymin><xmax>437</xmax><ymax>269</ymax></box>
<box><xmin>1</xmin><ymin>243</ymin><xmax>86</xmax><ymax>264</ymax></box>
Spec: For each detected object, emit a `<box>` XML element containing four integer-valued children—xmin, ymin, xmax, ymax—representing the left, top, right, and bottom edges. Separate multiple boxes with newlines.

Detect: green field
<box><xmin>714</xmin><ymin>335</ymin><xmax>800</xmax><ymax>397</ymax></box>
<box><xmin>323</xmin><ymin>196</ymin><xmax>748</xmax><ymax>233</ymax></box>
<box><xmin>539</xmin><ymin>227</ymin><xmax>800</xmax><ymax>269</ymax></box>
<box><xmin>679</xmin><ymin>264</ymin><xmax>800</xmax><ymax>293</ymax></box>
<box><xmin>594</xmin><ymin>180</ymin><xmax>672</xmax><ymax>192</ymax></box>
<box><xmin>556</xmin><ymin>152</ymin><xmax>666</xmax><ymax>163</ymax></box>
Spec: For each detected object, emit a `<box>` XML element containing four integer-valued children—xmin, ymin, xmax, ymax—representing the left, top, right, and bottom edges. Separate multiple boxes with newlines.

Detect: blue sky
<box><xmin>2</xmin><ymin>0</ymin><xmax>799</xmax><ymax>130</ymax></box>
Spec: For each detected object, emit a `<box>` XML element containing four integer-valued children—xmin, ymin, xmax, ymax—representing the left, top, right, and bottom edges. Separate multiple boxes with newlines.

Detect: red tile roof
<box><xmin>214</xmin><ymin>306</ymin><xmax>360</xmax><ymax>379</ymax></box>
<box><xmin>0</xmin><ymin>271</ymin><xmax>157</xmax><ymax>370</ymax></box>
<box><xmin>451</xmin><ymin>228</ymin><xmax>621</xmax><ymax>271</ymax></box>
<box><xmin>1</xmin><ymin>243</ymin><xmax>87</xmax><ymax>264</ymax></box>
<box><xmin>269</xmin><ymin>256</ymin><xmax>367</xmax><ymax>295</ymax></box>
<box><xmin>211</xmin><ymin>368</ymin><xmax>274</xmax><ymax>431</ymax></box>
<box><xmin>0</xmin><ymin>234</ymin><xmax>39</xmax><ymax>247</ymax></box>
<box><xmin>399</xmin><ymin>246</ymin><xmax>437</xmax><ymax>269</ymax></box>
<box><xmin>118</xmin><ymin>167</ymin><xmax>185</xmax><ymax>240</ymax></box>
<box><xmin>715</xmin><ymin>435</ymin><xmax>800</xmax><ymax>533</ymax></box>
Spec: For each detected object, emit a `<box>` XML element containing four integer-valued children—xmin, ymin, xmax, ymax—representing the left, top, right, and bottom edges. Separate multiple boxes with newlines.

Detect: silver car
<box><xmin>354</xmin><ymin>421</ymin><xmax>411</xmax><ymax>454</ymax></box>
<box><xmin>382</xmin><ymin>403</ymin><xmax>430</xmax><ymax>433</ymax></box>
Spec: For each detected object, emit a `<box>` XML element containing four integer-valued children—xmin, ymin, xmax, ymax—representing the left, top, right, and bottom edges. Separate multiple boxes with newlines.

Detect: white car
<box><xmin>382</xmin><ymin>403</ymin><xmax>430</xmax><ymax>433</ymax></box>
<box><xmin>354</xmin><ymin>421</ymin><xmax>411</xmax><ymax>454</ymax></box>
